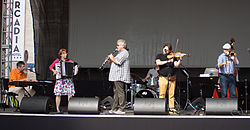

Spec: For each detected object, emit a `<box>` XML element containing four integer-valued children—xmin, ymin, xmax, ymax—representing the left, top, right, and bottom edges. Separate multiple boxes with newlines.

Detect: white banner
<box><xmin>12</xmin><ymin>0</ymin><xmax>25</xmax><ymax>61</ymax></box>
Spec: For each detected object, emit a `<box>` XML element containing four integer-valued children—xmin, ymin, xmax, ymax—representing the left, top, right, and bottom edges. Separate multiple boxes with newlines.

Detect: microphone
<box><xmin>164</xmin><ymin>49</ymin><xmax>167</xmax><ymax>53</ymax></box>
<box><xmin>28</xmin><ymin>68</ymin><xmax>40</xmax><ymax>76</ymax></box>
<box><xmin>99</xmin><ymin>49</ymin><xmax>118</xmax><ymax>70</ymax></box>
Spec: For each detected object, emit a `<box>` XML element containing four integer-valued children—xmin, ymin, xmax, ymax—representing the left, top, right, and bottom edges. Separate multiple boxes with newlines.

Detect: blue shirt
<box><xmin>217</xmin><ymin>53</ymin><xmax>239</xmax><ymax>74</ymax></box>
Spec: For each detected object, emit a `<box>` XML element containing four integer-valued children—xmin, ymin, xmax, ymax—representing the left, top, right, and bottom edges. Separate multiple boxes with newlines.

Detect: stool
<box><xmin>6</xmin><ymin>92</ymin><xmax>19</xmax><ymax>107</ymax></box>
<box><xmin>2</xmin><ymin>92</ymin><xmax>19</xmax><ymax>111</ymax></box>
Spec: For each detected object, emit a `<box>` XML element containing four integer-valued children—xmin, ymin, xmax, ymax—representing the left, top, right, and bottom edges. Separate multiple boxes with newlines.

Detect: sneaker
<box><xmin>108</xmin><ymin>110</ymin><xmax>116</xmax><ymax>114</ymax></box>
<box><xmin>113</xmin><ymin>109</ymin><xmax>125</xmax><ymax>115</ymax></box>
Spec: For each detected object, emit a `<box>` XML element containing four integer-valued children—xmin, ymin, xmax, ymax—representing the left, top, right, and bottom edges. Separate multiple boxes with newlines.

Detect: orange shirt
<box><xmin>8</xmin><ymin>68</ymin><xmax>27</xmax><ymax>87</ymax></box>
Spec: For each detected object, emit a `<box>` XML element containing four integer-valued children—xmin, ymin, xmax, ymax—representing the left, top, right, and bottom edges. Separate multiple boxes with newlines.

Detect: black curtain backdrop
<box><xmin>28</xmin><ymin>0</ymin><xmax>250</xmax><ymax>107</ymax></box>
<box><xmin>30</xmin><ymin>0</ymin><xmax>69</xmax><ymax>80</ymax></box>
<box><xmin>29</xmin><ymin>0</ymin><xmax>250</xmax><ymax>81</ymax></box>
<box><xmin>69</xmin><ymin>0</ymin><xmax>250</xmax><ymax>68</ymax></box>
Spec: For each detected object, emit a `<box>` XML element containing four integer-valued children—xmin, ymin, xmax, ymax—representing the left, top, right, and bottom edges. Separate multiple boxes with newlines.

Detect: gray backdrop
<box><xmin>69</xmin><ymin>0</ymin><xmax>250</xmax><ymax>68</ymax></box>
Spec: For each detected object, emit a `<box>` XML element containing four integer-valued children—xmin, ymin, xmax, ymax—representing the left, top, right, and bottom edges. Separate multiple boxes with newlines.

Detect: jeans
<box><xmin>219</xmin><ymin>74</ymin><xmax>236</xmax><ymax>98</ymax></box>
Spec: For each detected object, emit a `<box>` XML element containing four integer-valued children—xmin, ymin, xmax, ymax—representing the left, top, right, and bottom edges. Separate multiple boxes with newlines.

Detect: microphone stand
<box><xmin>182</xmin><ymin>69</ymin><xmax>197</xmax><ymax>111</ymax></box>
<box><xmin>166</xmin><ymin>73</ymin><xmax>171</xmax><ymax>111</ymax></box>
<box><xmin>0</xmin><ymin>78</ymin><xmax>5</xmax><ymax>109</ymax></box>
<box><xmin>245</xmin><ymin>79</ymin><xmax>248</xmax><ymax>114</ymax></box>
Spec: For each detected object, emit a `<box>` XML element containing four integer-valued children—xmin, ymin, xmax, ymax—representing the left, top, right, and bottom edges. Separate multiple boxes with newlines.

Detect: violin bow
<box><xmin>174</xmin><ymin>38</ymin><xmax>179</xmax><ymax>52</ymax></box>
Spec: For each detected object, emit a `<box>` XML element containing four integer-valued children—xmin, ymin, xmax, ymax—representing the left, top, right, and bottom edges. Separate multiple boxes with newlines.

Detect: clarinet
<box><xmin>99</xmin><ymin>49</ymin><xmax>118</xmax><ymax>70</ymax></box>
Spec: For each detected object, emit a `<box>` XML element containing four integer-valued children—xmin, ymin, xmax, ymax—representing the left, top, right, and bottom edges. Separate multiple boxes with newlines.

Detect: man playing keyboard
<box><xmin>8</xmin><ymin>61</ymin><xmax>36</xmax><ymax>104</ymax></box>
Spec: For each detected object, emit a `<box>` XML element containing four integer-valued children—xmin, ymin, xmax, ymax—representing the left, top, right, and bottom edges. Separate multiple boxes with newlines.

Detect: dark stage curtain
<box><xmin>30</xmin><ymin>0</ymin><xmax>69</xmax><ymax>80</ymax></box>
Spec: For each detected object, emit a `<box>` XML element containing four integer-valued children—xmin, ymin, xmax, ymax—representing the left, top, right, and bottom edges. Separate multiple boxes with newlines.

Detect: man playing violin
<box><xmin>155</xmin><ymin>44</ymin><xmax>184</xmax><ymax>113</ymax></box>
<box><xmin>217</xmin><ymin>43</ymin><xmax>239</xmax><ymax>98</ymax></box>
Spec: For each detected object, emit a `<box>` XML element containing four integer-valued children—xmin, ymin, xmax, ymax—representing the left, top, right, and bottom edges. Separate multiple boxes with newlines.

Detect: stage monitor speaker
<box><xmin>20</xmin><ymin>97</ymin><xmax>53</xmax><ymax>113</ymax></box>
<box><xmin>134</xmin><ymin>98</ymin><xmax>167</xmax><ymax>115</ymax></box>
<box><xmin>205</xmin><ymin>98</ymin><xmax>238</xmax><ymax>115</ymax></box>
<box><xmin>68</xmin><ymin>97</ymin><xmax>100</xmax><ymax>114</ymax></box>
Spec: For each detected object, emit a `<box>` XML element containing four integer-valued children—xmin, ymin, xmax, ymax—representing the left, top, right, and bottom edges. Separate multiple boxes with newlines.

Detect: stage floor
<box><xmin>0</xmin><ymin>107</ymin><xmax>250</xmax><ymax>115</ymax></box>
<box><xmin>1</xmin><ymin>108</ymin><xmax>250</xmax><ymax>130</ymax></box>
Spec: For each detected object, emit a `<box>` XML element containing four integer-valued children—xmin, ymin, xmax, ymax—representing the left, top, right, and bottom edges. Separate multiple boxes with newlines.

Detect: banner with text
<box><xmin>12</xmin><ymin>0</ymin><xmax>25</xmax><ymax>61</ymax></box>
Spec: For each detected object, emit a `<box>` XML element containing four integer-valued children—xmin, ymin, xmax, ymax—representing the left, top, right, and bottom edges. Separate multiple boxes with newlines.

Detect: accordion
<box><xmin>55</xmin><ymin>61</ymin><xmax>78</xmax><ymax>79</ymax></box>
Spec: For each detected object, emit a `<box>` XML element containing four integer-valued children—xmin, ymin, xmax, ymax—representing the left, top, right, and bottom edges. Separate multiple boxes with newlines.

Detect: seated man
<box><xmin>142</xmin><ymin>63</ymin><xmax>159</xmax><ymax>85</ymax></box>
<box><xmin>8</xmin><ymin>61</ymin><xmax>36</xmax><ymax>104</ymax></box>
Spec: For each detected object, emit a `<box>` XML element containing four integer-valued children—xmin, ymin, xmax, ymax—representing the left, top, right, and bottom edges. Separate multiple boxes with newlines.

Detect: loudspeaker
<box><xmin>68</xmin><ymin>97</ymin><xmax>100</xmax><ymax>114</ymax></box>
<box><xmin>20</xmin><ymin>97</ymin><xmax>54</xmax><ymax>113</ymax></box>
<box><xmin>134</xmin><ymin>98</ymin><xmax>167</xmax><ymax>115</ymax></box>
<box><xmin>205</xmin><ymin>98</ymin><xmax>238</xmax><ymax>114</ymax></box>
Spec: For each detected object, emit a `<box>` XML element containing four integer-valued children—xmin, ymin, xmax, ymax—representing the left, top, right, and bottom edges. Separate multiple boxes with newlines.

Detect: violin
<box><xmin>167</xmin><ymin>52</ymin><xmax>191</xmax><ymax>59</ymax></box>
<box><xmin>167</xmin><ymin>39</ymin><xmax>191</xmax><ymax>59</ymax></box>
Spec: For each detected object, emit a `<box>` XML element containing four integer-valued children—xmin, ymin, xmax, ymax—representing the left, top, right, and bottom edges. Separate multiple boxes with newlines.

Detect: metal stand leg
<box><xmin>183</xmin><ymin>84</ymin><xmax>196</xmax><ymax>111</ymax></box>
<box><xmin>245</xmin><ymin>79</ymin><xmax>248</xmax><ymax>114</ymax></box>
<box><xmin>0</xmin><ymin>78</ymin><xmax>7</xmax><ymax>110</ymax></box>
<box><xmin>125</xmin><ymin>84</ymin><xmax>135</xmax><ymax>109</ymax></box>
<box><xmin>174</xmin><ymin>98</ymin><xmax>181</xmax><ymax>111</ymax></box>
<box><xmin>184</xmin><ymin>99</ymin><xmax>196</xmax><ymax>111</ymax></box>
<box><xmin>125</xmin><ymin>84</ymin><xmax>129</xmax><ymax>108</ymax></box>
<box><xmin>182</xmin><ymin>70</ymin><xmax>197</xmax><ymax>111</ymax></box>
<box><xmin>23</xmin><ymin>87</ymin><xmax>32</xmax><ymax>97</ymax></box>
<box><xmin>130</xmin><ymin>85</ymin><xmax>134</xmax><ymax>109</ymax></box>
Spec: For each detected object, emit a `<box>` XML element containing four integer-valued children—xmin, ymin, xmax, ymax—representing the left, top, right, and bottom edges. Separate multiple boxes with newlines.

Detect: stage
<box><xmin>1</xmin><ymin>108</ymin><xmax>250</xmax><ymax>130</ymax></box>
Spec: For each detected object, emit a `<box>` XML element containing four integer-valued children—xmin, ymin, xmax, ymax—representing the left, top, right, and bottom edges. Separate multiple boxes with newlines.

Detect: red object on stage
<box><xmin>212</xmin><ymin>84</ymin><xmax>238</xmax><ymax>98</ymax></box>
<box><xmin>213</xmin><ymin>88</ymin><xmax>220</xmax><ymax>98</ymax></box>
